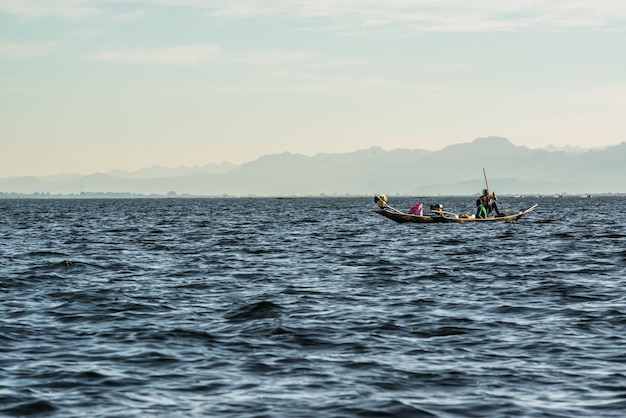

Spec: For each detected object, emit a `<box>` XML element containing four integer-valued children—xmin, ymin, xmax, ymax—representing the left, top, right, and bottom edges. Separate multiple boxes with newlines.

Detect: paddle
<box><xmin>483</xmin><ymin>168</ymin><xmax>496</xmax><ymax>200</ymax></box>
<box><xmin>483</xmin><ymin>167</ymin><xmax>490</xmax><ymax>192</ymax></box>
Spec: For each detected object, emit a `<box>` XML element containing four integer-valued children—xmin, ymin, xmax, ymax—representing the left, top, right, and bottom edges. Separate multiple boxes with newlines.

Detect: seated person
<box><xmin>476</xmin><ymin>204</ymin><xmax>487</xmax><ymax>219</ymax></box>
<box><xmin>409</xmin><ymin>203</ymin><xmax>423</xmax><ymax>216</ymax></box>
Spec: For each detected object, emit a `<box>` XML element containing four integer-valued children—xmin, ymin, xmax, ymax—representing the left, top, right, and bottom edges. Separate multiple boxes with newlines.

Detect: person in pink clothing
<box><xmin>409</xmin><ymin>203</ymin><xmax>423</xmax><ymax>216</ymax></box>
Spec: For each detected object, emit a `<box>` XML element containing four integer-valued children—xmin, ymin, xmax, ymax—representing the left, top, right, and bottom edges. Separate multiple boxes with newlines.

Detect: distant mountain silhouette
<box><xmin>2</xmin><ymin>137</ymin><xmax>625</xmax><ymax>196</ymax></box>
<box><xmin>109</xmin><ymin>162</ymin><xmax>237</xmax><ymax>179</ymax></box>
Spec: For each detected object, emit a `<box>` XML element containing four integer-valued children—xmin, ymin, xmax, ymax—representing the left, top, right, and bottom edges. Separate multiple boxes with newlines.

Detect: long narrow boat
<box><xmin>374</xmin><ymin>195</ymin><xmax>537</xmax><ymax>224</ymax></box>
<box><xmin>376</xmin><ymin>207</ymin><xmax>447</xmax><ymax>223</ymax></box>
<box><xmin>432</xmin><ymin>204</ymin><xmax>538</xmax><ymax>223</ymax></box>
<box><xmin>374</xmin><ymin>195</ymin><xmax>446</xmax><ymax>223</ymax></box>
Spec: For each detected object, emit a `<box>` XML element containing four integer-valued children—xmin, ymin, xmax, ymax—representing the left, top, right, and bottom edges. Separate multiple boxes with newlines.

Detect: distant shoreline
<box><xmin>1</xmin><ymin>193</ymin><xmax>624</xmax><ymax>200</ymax></box>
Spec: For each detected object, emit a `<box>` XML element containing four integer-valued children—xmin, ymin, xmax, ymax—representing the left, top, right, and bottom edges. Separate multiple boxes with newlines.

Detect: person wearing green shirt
<box><xmin>475</xmin><ymin>188</ymin><xmax>501</xmax><ymax>217</ymax></box>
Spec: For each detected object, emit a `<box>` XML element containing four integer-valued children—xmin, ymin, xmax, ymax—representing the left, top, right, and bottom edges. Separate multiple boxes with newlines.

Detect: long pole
<box><xmin>483</xmin><ymin>168</ymin><xmax>490</xmax><ymax>192</ymax></box>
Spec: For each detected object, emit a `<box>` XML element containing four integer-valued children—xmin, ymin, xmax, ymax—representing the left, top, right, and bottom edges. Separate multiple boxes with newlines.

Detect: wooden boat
<box><xmin>374</xmin><ymin>195</ymin><xmax>537</xmax><ymax>224</ymax></box>
<box><xmin>432</xmin><ymin>204</ymin><xmax>538</xmax><ymax>223</ymax></box>
<box><xmin>376</xmin><ymin>207</ymin><xmax>447</xmax><ymax>223</ymax></box>
<box><xmin>374</xmin><ymin>195</ymin><xmax>445</xmax><ymax>223</ymax></box>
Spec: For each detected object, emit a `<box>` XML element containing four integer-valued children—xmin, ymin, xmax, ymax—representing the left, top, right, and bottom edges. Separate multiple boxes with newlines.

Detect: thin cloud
<box><xmin>230</xmin><ymin>49</ymin><xmax>367</xmax><ymax>71</ymax></box>
<box><xmin>234</xmin><ymin>50</ymin><xmax>319</xmax><ymax>67</ymax></box>
<box><xmin>91</xmin><ymin>45</ymin><xmax>219</xmax><ymax>65</ymax></box>
<box><xmin>0</xmin><ymin>0</ymin><xmax>101</xmax><ymax>19</ymax></box>
<box><xmin>225</xmin><ymin>49</ymin><xmax>386</xmax><ymax>90</ymax></box>
<box><xmin>169</xmin><ymin>0</ymin><xmax>626</xmax><ymax>32</ymax></box>
<box><xmin>0</xmin><ymin>40</ymin><xmax>57</xmax><ymax>59</ymax></box>
<box><xmin>271</xmin><ymin>69</ymin><xmax>399</xmax><ymax>89</ymax></box>
<box><xmin>5</xmin><ymin>1</ymin><xmax>625</xmax><ymax>31</ymax></box>
<box><xmin>112</xmin><ymin>8</ymin><xmax>144</xmax><ymax>22</ymax></box>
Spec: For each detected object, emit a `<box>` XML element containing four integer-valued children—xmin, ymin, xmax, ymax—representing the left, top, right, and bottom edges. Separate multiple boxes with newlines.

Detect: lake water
<box><xmin>1</xmin><ymin>196</ymin><xmax>625</xmax><ymax>417</ymax></box>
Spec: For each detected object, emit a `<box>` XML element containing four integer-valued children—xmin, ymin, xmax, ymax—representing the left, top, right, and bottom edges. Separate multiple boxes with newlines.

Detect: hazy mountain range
<box><xmin>2</xmin><ymin>137</ymin><xmax>625</xmax><ymax>197</ymax></box>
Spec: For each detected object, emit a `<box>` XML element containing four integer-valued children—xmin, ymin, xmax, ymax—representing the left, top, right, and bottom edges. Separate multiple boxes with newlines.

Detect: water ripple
<box><xmin>1</xmin><ymin>197</ymin><xmax>626</xmax><ymax>417</ymax></box>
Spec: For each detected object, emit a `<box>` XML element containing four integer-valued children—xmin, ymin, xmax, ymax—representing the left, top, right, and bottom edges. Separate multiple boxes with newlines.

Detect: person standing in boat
<box><xmin>476</xmin><ymin>189</ymin><xmax>501</xmax><ymax>216</ymax></box>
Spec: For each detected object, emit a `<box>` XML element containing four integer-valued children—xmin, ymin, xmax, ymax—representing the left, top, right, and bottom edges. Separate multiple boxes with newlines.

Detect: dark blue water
<box><xmin>1</xmin><ymin>196</ymin><xmax>625</xmax><ymax>417</ymax></box>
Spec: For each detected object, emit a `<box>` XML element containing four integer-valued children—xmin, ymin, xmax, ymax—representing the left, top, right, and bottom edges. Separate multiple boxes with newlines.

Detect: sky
<box><xmin>2</xmin><ymin>1</ymin><xmax>626</xmax><ymax>177</ymax></box>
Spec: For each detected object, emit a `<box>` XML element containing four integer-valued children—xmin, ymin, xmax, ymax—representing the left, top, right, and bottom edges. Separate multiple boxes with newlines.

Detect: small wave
<box><xmin>225</xmin><ymin>301</ymin><xmax>283</xmax><ymax>322</ymax></box>
<box><xmin>1</xmin><ymin>399</ymin><xmax>58</xmax><ymax>417</ymax></box>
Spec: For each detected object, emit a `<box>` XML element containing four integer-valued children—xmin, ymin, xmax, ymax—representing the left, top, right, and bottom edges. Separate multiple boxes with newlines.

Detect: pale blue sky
<box><xmin>2</xmin><ymin>1</ymin><xmax>626</xmax><ymax>176</ymax></box>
